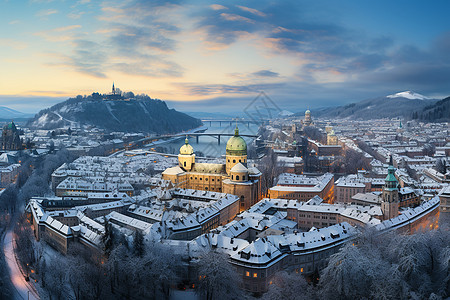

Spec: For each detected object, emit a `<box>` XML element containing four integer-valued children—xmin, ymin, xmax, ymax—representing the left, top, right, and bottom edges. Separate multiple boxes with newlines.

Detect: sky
<box><xmin>0</xmin><ymin>0</ymin><xmax>450</xmax><ymax>114</ymax></box>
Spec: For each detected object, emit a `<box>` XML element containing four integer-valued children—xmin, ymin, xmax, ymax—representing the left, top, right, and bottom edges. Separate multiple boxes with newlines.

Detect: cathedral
<box><xmin>1</xmin><ymin>121</ymin><xmax>22</xmax><ymax>150</ymax></box>
<box><xmin>162</xmin><ymin>126</ymin><xmax>262</xmax><ymax>211</ymax></box>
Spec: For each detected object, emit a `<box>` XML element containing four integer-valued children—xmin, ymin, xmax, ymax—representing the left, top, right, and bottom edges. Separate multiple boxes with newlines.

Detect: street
<box><xmin>3</xmin><ymin>228</ymin><xmax>39</xmax><ymax>300</ymax></box>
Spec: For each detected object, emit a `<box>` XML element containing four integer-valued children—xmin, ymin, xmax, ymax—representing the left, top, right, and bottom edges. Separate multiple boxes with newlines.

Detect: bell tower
<box><xmin>225</xmin><ymin>126</ymin><xmax>247</xmax><ymax>175</ymax></box>
<box><xmin>381</xmin><ymin>156</ymin><xmax>399</xmax><ymax>220</ymax></box>
<box><xmin>178</xmin><ymin>137</ymin><xmax>195</xmax><ymax>171</ymax></box>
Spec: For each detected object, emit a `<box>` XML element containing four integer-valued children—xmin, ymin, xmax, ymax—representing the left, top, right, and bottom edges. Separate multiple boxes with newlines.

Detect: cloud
<box><xmin>36</xmin><ymin>9</ymin><xmax>58</xmax><ymax>18</ymax></box>
<box><xmin>45</xmin><ymin>39</ymin><xmax>108</xmax><ymax>78</ymax></box>
<box><xmin>35</xmin><ymin>0</ymin><xmax>184</xmax><ymax>78</ymax></box>
<box><xmin>0</xmin><ymin>39</ymin><xmax>28</xmax><ymax>50</ymax></box>
<box><xmin>210</xmin><ymin>4</ymin><xmax>227</xmax><ymax>10</ymax></box>
<box><xmin>252</xmin><ymin>70</ymin><xmax>279</xmax><ymax>77</ymax></box>
<box><xmin>236</xmin><ymin>5</ymin><xmax>266</xmax><ymax>17</ymax></box>
<box><xmin>173</xmin><ymin>82</ymin><xmax>284</xmax><ymax>96</ymax></box>
<box><xmin>220</xmin><ymin>13</ymin><xmax>254</xmax><ymax>24</ymax></box>
<box><xmin>34</xmin><ymin>25</ymin><xmax>82</xmax><ymax>42</ymax></box>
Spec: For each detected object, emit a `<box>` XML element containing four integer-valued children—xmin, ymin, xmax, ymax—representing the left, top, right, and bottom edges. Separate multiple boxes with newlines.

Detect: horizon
<box><xmin>1</xmin><ymin>0</ymin><xmax>450</xmax><ymax>114</ymax></box>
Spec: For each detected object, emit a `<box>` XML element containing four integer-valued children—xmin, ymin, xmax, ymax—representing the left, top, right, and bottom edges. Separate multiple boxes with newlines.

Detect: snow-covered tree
<box><xmin>262</xmin><ymin>271</ymin><xmax>315</xmax><ymax>300</ymax></box>
<box><xmin>196</xmin><ymin>251</ymin><xmax>242</xmax><ymax>300</ymax></box>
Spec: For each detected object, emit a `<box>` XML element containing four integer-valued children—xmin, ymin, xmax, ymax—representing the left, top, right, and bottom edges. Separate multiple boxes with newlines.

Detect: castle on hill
<box><xmin>162</xmin><ymin>126</ymin><xmax>262</xmax><ymax>211</ymax></box>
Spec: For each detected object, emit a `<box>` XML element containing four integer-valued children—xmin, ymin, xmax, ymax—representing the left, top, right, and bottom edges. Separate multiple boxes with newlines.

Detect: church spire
<box><xmin>112</xmin><ymin>82</ymin><xmax>115</xmax><ymax>95</ymax></box>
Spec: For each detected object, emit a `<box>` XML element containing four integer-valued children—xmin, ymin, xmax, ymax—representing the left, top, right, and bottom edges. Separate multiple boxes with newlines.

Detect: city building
<box><xmin>327</xmin><ymin>129</ymin><xmax>338</xmax><ymax>145</ymax></box>
<box><xmin>268</xmin><ymin>173</ymin><xmax>334</xmax><ymax>202</ymax></box>
<box><xmin>438</xmin><ymin>185</ymin><xmax>450</xmax><ymax>213</ymax></box>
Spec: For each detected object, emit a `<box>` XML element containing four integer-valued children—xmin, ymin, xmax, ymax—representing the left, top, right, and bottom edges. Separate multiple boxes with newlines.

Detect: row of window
<box><xmin>190</xmin><ymin>176</ymin><xmax>220</xmax><ymax>182</ymax></box>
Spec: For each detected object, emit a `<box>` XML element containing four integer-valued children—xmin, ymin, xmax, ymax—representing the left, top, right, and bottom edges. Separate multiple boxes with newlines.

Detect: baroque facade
<box><xmin>162</xmin><ymin>126</ymin><xmax>262</xmax><ymax>211</ymax></box>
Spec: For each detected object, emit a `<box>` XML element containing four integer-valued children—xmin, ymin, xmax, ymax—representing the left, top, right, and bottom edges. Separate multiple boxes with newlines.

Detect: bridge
<box><xmin>168</xmin><ymin>132</ymin><xmax>259</xmax><ymax>145</ymax></box>
<box><xmin>201</xmin><ymin>119</ymin><xmax>262</xmax><ymax>127</ymax></box>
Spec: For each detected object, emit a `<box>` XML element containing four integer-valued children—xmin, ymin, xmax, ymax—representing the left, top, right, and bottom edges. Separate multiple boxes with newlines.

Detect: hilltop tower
<box><xmin>381</xmin><ymin>157</ymin><xmax>399</xmax><ymax>220</ymax></box>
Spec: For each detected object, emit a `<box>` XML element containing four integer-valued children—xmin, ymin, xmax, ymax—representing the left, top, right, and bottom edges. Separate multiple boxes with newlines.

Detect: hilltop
<box><xmin>26</xmin><ymin>93</ymin><xmax>202</xmax><ymax>134</ymax></box>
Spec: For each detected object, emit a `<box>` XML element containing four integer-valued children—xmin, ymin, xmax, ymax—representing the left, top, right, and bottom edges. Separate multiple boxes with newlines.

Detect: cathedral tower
<box><xmin>178</xmin><ymin>137</ymin><xmax>195</xmax><ymax>171</ymax></box>
<box><xmin>225</xmin><ymin>126</ymin><xmax>247</xmax><ymax>175</ymax></box>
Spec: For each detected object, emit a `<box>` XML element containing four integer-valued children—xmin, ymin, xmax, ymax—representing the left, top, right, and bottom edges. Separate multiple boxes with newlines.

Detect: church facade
<box><xmin>162</xmin><ymin>126</ymin><xmax>262</xmax><ymax>211</ymax></box>
<box><xmin>1</xmin><ymin>121</ymin><xmax>22</xmax><ymax>150</ymax></box>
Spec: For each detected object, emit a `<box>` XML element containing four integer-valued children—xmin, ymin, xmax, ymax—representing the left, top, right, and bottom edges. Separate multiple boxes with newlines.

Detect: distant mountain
<box><xmin>386</xmin><ymin>91</ymin><xmax>431</xmax><ymax>100</ymax></box>
<box><xmin>412</xmin><ymin>96</ymin><xmax>450</xmax><ymax>122</ymax></box>
<box><xmin>26</xmin><ymin>94</ymin><xmax>202</xmax><ymax>134</ymax></box>
<box><xmin>0</xmin><ymin>106</ymin><xmax>33</xmax><ymax>121</ymax></box>
<box><xmin>311</xmin><ymin>91</ymin><xmax>438</xmax><ymax>120</ymax></box>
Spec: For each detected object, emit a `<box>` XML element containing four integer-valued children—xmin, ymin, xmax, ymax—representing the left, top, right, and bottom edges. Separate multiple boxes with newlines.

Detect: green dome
<box><xmin>226</xmin><ymin>126</ymin><xmax>247</xmax><ymax>156</ymax></box>
<box><xmin>180</xmin><ymin>137</ymin><xmax>194</xmax><ymax>155</ymax></box>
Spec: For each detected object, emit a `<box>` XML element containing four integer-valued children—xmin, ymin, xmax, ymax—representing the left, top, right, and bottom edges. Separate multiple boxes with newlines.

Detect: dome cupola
<box><xmin>226</xmin><ymin>126</ymin><xmax>247</xmax><ymax>156</ymax></box>
<box><xmin>179</xmin><ymin>137</ymin><xmax>194</xmax><ymax>155</ymax></box>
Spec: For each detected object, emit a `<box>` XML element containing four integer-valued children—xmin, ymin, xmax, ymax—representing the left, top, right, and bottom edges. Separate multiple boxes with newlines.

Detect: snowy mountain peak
<box><xmin>386</xmin><ymin>91</ymin><xmax>430</xmax><ymax>100</ymax></box>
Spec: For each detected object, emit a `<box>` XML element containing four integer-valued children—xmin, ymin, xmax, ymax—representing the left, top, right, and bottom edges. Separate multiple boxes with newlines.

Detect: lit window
<box><xmin>253</xmin><ymin>273</ymin><xmax>257</xmax><ymax>278</ymax></box>
<box><xmin>245</xmin><ymin>271</ymin><xmax>250</xmax><ymax>277</ymax></box>
<box><xmin>300</xmin><ymin>268</ymin><xmax>304</xmax><ymax>273</ymax></box>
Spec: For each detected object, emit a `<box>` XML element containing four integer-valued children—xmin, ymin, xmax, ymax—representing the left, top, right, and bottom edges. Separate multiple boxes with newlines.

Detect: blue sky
<box><xmin>0</xmin><ymin>0</ymin><xmax>449</xmax><ymax>114</ymax></box>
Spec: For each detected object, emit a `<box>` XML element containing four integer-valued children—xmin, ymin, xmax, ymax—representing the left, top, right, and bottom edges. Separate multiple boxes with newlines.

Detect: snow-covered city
<box><xmin>1</xmin><ymin>1</ymin><xmax>450</xmax><ymax>300</ymax></box>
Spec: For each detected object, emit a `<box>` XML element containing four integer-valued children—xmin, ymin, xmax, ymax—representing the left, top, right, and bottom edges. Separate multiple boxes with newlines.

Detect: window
<box><xmin>245</xmin><ymin>271</ymin><xmax>250</xmax><ymax>277</ymax></box>
<box><xmin>239</xmin><ymin>159</ymin><xmax>241</xmax><ymax>162</ymax></box>
<box><xmin>242</xmin><ymin>176</ymin><xmax>246</xmax><ymax>181</ymax></box>
<box><xmin>232</xmin><ymin>175</ymin><xmax>234</xmax><ymax>180</ymax></box>
<box><xmin>253</xmin><ymin>273</ymin><xmax>257</xmax><ymax>278</ymax></box>
<box><xmin>233</xmin><ymin>159</ymin><xmax>236</xmax><ymax>163</ymax></box>
<box><xmin>236</xmin><ymin>175</ymin><xmax>240</xmax><ymax>180</ymax></box>
<box><xmin>184</xmin><ymin>161</ymin><xmax>186</xmax><ymax>167</ymax></box>
<box><xmin>212</xmin><ymin>178</ymin><xmax>214</xmax><ymax>181</ymax></box>
<box><xmin>205</xmin><ymin>178</ymin><xmax>208</xmax><ymax>181</ymax></box>
<box><xmin>300</xmin><ymin>268</ymin><xmax>304</xmax><ymax>273</ymax></box>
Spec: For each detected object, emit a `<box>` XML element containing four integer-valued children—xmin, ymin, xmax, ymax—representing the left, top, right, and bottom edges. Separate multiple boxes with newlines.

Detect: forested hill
<box><xmin>412</xmin><ymin>96</ymin><xmax>450</xmax><ymax>122</ymax></box>
<box><xmin>26</xmin><ymin>94</ymin><xmax>202</xmax><ymax>134</ymax></box>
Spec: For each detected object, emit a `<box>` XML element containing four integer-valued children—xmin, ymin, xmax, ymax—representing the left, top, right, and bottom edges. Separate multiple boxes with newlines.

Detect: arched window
<box><xmin>242</xmin><ymin>175</ymin><xmax>246</xmax><ymax>181</ymax></box>
<box><xmin>236</xmin><ymin>175</ymin><xmax>240</xmax><ymax>180</ymax></box>
<box><xmin>233</xmin><ymin>159</ymin><xmax>236</xmax><ymax>163</ymax></box>
<box><xmin>239</xmin><ymin>159</ymin><xmax>241</xmax><ymax>162</ymax></box>
<box><xmin>184</xmin><ymin>161</ymin><xmax>186</xmax><ymax>167</ymax></box>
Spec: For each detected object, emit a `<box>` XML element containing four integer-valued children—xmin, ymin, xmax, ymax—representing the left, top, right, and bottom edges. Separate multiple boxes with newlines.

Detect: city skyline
<box><xmin>0</xmin><ymin>0</ymin><xmax>450</xmax><ymax>113</ymax></box>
